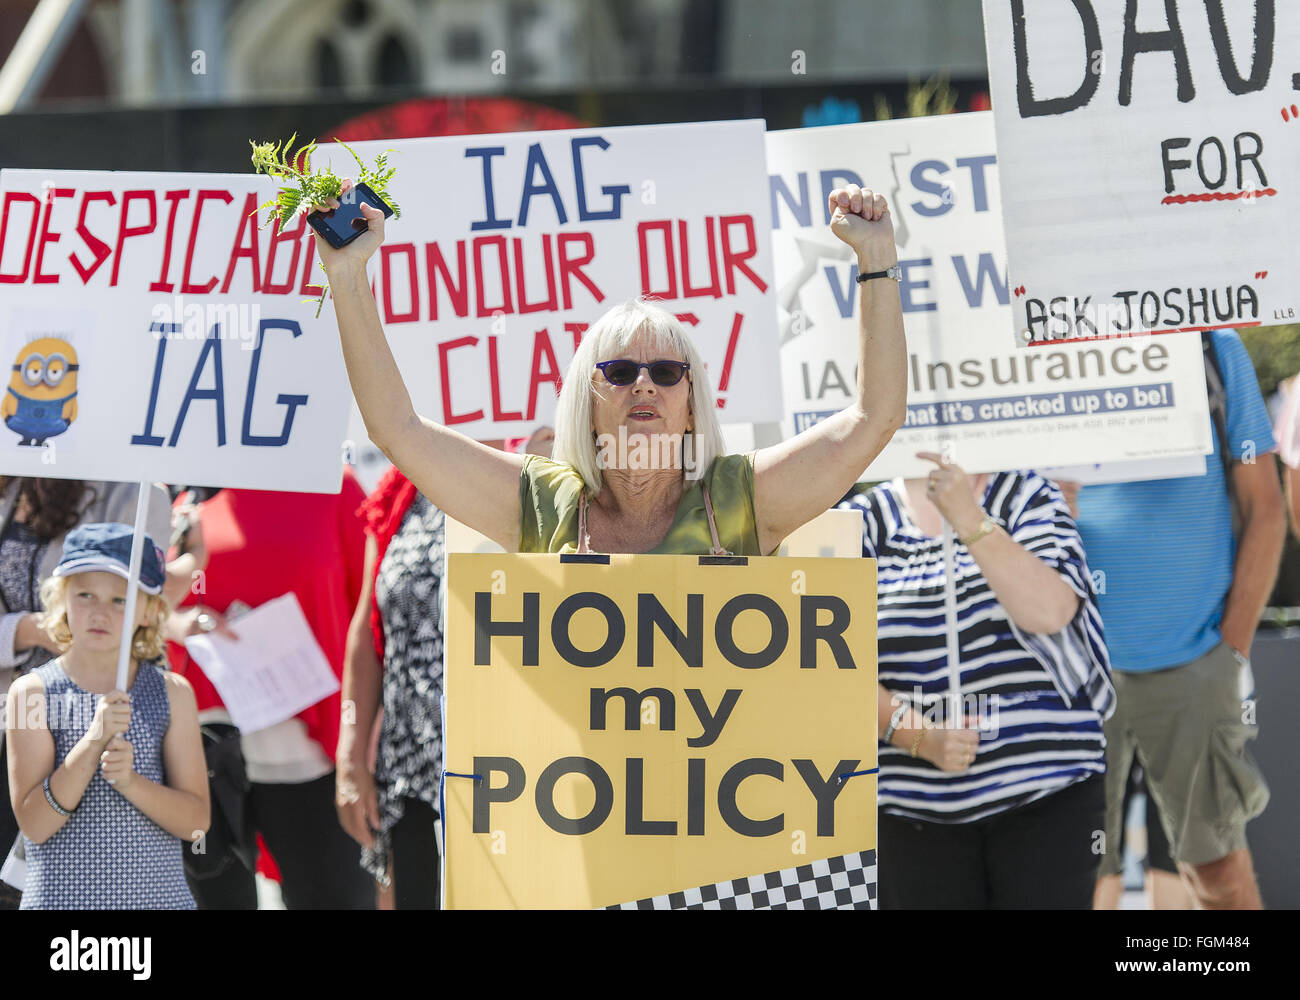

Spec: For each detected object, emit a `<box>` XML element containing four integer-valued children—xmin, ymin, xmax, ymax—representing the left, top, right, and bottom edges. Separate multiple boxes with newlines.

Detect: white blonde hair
<box><xmin>551</xmin><ymin>298</ymin><xmax>726</xmax><ymax>494</ymax></box>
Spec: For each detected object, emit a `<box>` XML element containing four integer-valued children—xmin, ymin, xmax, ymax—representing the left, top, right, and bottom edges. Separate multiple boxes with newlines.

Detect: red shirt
<box><xmin>166</xmin><ymin>470</ymin><xmax>367</xmax><ymax>758</ymax></box>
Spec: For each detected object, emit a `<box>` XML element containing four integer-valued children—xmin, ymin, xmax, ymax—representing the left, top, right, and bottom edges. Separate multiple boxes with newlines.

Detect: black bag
<box><xmin>184</xmin><ymin>722</ymin><xmax>257</xmax><ymax>880</ymax></box>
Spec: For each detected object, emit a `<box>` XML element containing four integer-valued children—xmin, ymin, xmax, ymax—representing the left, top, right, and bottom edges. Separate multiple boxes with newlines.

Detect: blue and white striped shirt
<box><xmin>841</xmin><ymin>472</ymin><xmax>1114</xmax><ymax>824</ymax></box>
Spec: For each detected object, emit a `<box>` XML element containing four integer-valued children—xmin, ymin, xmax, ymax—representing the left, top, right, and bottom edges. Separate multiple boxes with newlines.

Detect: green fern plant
<box><xmin>249</xmin><ymin>133</ymin><xmax>400</xmax><ymax>314</ymax></box>
<box><xmin>873</xmin><ymin>75</ymin><xmax>959</xmax><ymax>121</ymax></box>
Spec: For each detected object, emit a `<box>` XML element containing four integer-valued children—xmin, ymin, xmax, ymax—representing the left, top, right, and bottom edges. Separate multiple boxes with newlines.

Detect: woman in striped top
<box><xmin>841</xmin><ymin>454</ymin><xmax>1115</xmax><ymax>908</ymax></box>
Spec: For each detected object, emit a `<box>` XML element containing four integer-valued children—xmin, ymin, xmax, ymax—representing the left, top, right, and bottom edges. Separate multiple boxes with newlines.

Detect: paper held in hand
<box><xmin>183</xmin><ymin>592</ymin><xmax>340</xmax><ymax>734</ymax></box>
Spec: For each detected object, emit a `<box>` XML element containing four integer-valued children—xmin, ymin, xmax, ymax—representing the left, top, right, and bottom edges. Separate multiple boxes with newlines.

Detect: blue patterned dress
<box><xmin>20</xmin><ymin>660</ymin><xmax>195</xmax><ymax>909</ymax></box>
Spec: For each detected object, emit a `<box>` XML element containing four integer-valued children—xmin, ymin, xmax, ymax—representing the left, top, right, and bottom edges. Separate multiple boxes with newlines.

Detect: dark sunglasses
<box><xmin>594</xmin><ymin>359</ymin><xmax>691</xmax><ymax>387</ymax></box>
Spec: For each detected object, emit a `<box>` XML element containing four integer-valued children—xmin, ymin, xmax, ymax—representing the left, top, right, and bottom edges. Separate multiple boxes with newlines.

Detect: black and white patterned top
<box><xmin>0</xmin><ymin>519</ymin><xmax>53</xmax><ymax>671</ymax></box>
<box><xmin>363</xmin><ymin>494</ymin><xmax>445</xmax><ymax>883</ymax></box>
<box><xmin>21</xmin><ymin>660</ymin><xmax>195</xmax><ymax>909</ymax></box>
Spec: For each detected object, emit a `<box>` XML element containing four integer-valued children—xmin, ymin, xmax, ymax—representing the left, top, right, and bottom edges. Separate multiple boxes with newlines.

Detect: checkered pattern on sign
<box><xmin>607</xmin><ymin>850</ymin><xmax>876</xmax><ymax>910</ymax></box>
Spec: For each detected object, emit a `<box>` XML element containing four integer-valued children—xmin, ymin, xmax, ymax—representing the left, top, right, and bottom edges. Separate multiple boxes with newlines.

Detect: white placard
<box><xmin>183</xmin><ymin>592</ymin><xmax>340</xmax><ymax>734</ymax></box>
<box><xmin>982</xmin><ymin>0</ymin><xmax>1300</xmax><ymax>344</ymax></box>
<box><xmin>0</xmin><ymin>169</ymin><xmax>351</xmax><ymax>492</ymax></box>
<box><xmin>1042</xmin><ymin>453</ymin><xmax>1207</xmax><ymax>485</ymax></box>
<box><xmin>0</xmin><ymin>842</ymin><xmax>24</xmax><ymax>890</ymax></box>
<box><xmin>775</xmin><ymin>508</ymin><xmax>862</xmax><ymax>558</ymax></box>
<box><xmin>445</xmin><ymin>515</ymin><xmax>505</xmax><ymax>555</ymax></box>
<box><xmin>766</xmin><ymin>113</ymin><xmax>1213</xmax><ymax>480</ymax></box>
<box><xmin>310</xmin><ymin>121</ymin><xmax>782</xmax><ymax>439</ymax></box>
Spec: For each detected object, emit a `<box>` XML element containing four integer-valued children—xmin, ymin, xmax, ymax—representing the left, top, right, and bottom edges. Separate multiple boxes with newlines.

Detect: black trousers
<box><xmin>878</xmin><ymin>774</ymin><xmax>1105</xmax><ymax>909</ymax></box>
<box><xmin>389</xmin><ymin>798</ymin><xmax>441</xmax><ymax>910</ymax></box>
<box><xmin>186</xmin><ymin>772</ymin><xmax>374</xmax><ymax>910</ymax></box>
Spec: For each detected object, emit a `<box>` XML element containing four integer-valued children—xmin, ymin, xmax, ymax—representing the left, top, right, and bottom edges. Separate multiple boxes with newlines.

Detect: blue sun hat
<box><xmin>52</xmin><ymin>523</ymin><xmax>166</xmax><ymax>595</ymax></box>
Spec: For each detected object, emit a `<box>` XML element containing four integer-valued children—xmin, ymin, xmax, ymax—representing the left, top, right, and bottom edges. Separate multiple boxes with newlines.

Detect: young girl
<box><xmin>5</xmin><ymin>522</ymin><xmax>208</xmax><ymax>909</ymax></box>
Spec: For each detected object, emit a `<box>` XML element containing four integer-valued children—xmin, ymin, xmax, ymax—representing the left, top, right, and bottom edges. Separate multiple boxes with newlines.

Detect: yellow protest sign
<box><xmin>442</xmin><ymin>552</ymin><xmax>877</xmax><ymax>909</ymax></box>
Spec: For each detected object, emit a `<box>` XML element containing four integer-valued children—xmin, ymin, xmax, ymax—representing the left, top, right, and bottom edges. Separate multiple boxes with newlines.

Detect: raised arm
<box><xmin>752</xmin><ymin>185</ymin><xmax>906</xmax><ymax>555</ymax></box>
<box><xmin>317</xmin><ymin>192</ymin><xmax>525</xmax><ymax>551</ymax></box>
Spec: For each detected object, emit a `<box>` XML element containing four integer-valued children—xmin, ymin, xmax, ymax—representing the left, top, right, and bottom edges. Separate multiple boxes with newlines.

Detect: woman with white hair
<box><xmin>316</xmin><ymin>182</ymin><xmax>904</xmax><ymax>556</ymax></box>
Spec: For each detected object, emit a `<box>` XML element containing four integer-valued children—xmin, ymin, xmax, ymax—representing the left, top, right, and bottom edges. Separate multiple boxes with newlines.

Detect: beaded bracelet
<box><xmin>43</xmin><ymin>776</ymin><xmax>74</xmax><ymax>817</ymax></box>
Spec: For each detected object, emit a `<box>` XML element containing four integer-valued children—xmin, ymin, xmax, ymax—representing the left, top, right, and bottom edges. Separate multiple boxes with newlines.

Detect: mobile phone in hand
<box><xmin>307</xmin><ymin>182</ymin><xmax>394</xmax><ymax>249</ymax></box>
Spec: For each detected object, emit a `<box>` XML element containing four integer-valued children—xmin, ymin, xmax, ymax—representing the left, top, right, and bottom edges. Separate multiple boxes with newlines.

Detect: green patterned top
<box><xmin>518</xmin><ymin>452</ymin><xmax>763</xmax><ymax>555</ymax></box>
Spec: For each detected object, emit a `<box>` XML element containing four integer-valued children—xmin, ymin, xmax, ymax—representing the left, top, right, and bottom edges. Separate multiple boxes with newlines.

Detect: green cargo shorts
<box><xmin>1098</xmin><ymin>640</ymin><xmax>1270</xmax><ymax>877</ymax></box>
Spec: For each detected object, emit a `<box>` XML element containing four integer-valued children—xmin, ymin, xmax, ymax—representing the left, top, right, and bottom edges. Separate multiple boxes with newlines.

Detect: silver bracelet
<box><xmin>43</xmin><ymin>776</ymin><xmax>74</xmax><ymax>817</ymax></box>
<box><xmin>882</xmin><ymin>702</ymin><xmax>910</xmax><ymax>745</ymax></box>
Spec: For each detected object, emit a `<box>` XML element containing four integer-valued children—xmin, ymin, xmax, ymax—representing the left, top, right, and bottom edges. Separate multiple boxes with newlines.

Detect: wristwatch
<box><xmin>882</xmin><ymin>702</ymin><xmax>909</xmax><ymax>744</ymax></box>
<box><xmin>959</xmin><ymin>516</ymin><xmax>998</xmax><ymax>546</ymax></box>
<box><xmin>857</xmin><ymin>264</ymin><xmax>902</xmax><ymax>283</ymax></box>
<box><xmin>1231</xmin><ymin>647</ymin><xmax>1255</xmax><ymax>702</ymax></box>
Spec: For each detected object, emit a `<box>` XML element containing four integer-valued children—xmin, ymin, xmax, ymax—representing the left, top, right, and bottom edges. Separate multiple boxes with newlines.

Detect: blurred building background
<box><xmin>0</xmin><ymin>0</ymin><xmax>988</xmax><ymax>108</ymax></box>
<box><xmin>0</xmin><ymin>0</ymin><xmax>991</xmax><ymax>172</ymax></box>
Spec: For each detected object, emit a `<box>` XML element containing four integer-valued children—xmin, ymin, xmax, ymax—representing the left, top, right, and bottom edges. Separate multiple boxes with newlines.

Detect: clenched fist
<box><xmin>100</xmin><ymin>735</ymin><xmax>135</xmax><ymax>790</ymax></box>
<box><xmin>916</xmin><ymin>727</ymin><xmax>981</xmax><ymax>773</ymax></box>
<box><xmin>87</xmin><ymin>691</ymin><xmax>130</xmax><ymax>749</ymax></box>
<box><xmin>828</xmin><ymin>184</ymin><xmax>897</xmax><ymax>265</ymax></box>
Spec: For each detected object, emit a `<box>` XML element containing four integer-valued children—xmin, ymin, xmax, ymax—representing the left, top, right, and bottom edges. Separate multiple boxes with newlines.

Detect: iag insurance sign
<box><xmin>766</xmin><ymin>112</ymin><xmax>1211</xmax><ymax>480</ymax></box>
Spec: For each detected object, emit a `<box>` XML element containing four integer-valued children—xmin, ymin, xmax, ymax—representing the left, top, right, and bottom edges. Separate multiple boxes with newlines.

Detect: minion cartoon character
<box><xmin>2</xmin><ymin>338</ymin><xmax>79</xmax><ymax>446</ymax></box>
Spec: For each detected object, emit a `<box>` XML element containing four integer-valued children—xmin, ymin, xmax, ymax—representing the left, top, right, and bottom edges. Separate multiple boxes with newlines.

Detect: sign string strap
<box><xmin>438</xmin><ymin>770</ymin><xmax>484</xmax><ymax>867</ymax></box>
<box><xmin>576</xmin><ymin>482</ymin><xmax>731</xmax><ymax>555</ymax></box>
<box><xmin>836</xmin><ymin>766</ymin><xmax>880</xmax><ymax>784</ymax></box>
<box><xmin>700</xmin><ymin>484</ymin><xmax>731</xmax><ymax>557</ymax></box>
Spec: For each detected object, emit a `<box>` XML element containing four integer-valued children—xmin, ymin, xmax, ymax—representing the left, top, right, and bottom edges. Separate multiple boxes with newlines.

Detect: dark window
<box><xmin>447</xmin><ymin>26</ymin><xmax>483</xmax><ymax>62</ymax></box>
<box><xmin>375</xmin><ymin>34</ymin><xmax>414</xmax><ymax>87</ymax></box>
<box><xmin>315</xmin><ymin>37</ymin><xmax>344</xmax><ymax>90</ymax></box>
<box><xmin>341</xmin><ymin>0</ymin><xmax>371</xmax><ymax>28</ymax></box>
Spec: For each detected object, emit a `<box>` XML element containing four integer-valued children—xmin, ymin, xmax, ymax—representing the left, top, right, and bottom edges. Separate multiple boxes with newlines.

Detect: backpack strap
<box><xmin>1201</xmin><ymin>331</ymin><xmax>1241</xmax><ymax>534</ymax></box>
